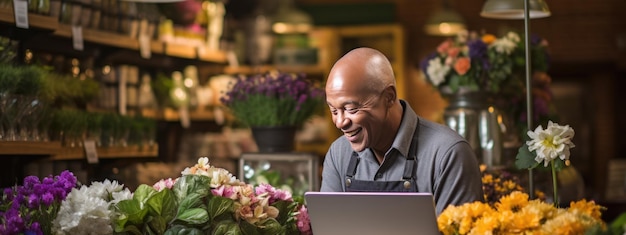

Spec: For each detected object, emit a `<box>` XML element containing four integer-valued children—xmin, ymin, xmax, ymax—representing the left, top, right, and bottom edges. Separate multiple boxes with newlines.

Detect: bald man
<box><xmin>321</xmin><ymin>47</ymin><xmax>484</xmax><ymax>215</ymax></box>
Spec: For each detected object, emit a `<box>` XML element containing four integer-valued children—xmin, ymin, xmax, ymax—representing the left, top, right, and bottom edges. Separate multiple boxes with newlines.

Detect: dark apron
<box><xmin>344</xmin><ymin>124</ymin><xmax>419</xmax><ymax>192</ymax></box>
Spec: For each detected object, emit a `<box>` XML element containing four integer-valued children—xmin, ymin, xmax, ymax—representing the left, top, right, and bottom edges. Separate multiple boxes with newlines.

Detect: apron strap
<box><xmin>346</xmin><ymin>151</ymin><xmax>360</xmax><ymax>178</ymax></box>
<box><xmin>402</xmin><ymin>118</ymin><xmax>420</xmax><ymax>181</ymax></box>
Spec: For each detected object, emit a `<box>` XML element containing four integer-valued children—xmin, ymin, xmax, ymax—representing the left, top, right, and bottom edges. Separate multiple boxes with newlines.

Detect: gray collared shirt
<box><xmin>320</xmin><ymin>100</ymin><xmax>484</xmax><ymax>215</ymax></box>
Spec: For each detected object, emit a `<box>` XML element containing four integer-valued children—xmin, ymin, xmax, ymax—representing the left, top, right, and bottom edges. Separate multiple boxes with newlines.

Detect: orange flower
<box><xmin>454</xmin><ymin>57</ymin><xmax>471</xmax><ymax>75</ymax></box>
<box><xmin>482</xmin><ymin>34</ymin><xmax>497</xmax><ymax>44</ymax></box>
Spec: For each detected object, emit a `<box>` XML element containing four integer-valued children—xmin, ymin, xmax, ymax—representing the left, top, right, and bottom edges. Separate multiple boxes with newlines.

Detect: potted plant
<box><xmin>220</xmin><ymin>71</ymin><xmax>324</xmax><ymax>152</ymax></box>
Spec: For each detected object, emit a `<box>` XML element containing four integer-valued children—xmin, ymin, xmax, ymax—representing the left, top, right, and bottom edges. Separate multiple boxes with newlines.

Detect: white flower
<box><xmin>505</xmin><ymin>31</ymin><xmax>521</xmax><ymax>43</ymax></box>
<box><xmin>52</xmin><ymin>186</ymin><xmax>114</xmax><ymax>235</ymax></box>
<box><xmin>526</xmin><ymin>121</ymin><xmax>576</xmax><ymax>167</ymax></box>
<box><xmin>111</xmin><ymin>188</ymin><xmax>133</xmax><ymax>204</ymax></box>
<box><xmin>88</xmin><ymin>179</ymin><xmax>125</xmax><ymax>200</ymax></box>
<box><xmin>197</xmin><ymin>157</ymin><xmax>210</xmax><ymax>169</ymax></box>
<box><xmin>491</xmin><ymin>37</ymin><xmax>518</xmax><ymax>55</ymax></box>
<box><xmin>426</xmin><ymin>58</ymin><xmax>450</xmax><ymax>86</ymax></box>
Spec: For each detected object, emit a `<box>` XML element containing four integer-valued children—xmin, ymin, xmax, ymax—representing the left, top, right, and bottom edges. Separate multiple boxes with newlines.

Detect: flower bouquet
<box><xmin>438</xmin><ymin>191</ymin><xmax>606</xmax><ymax>235</ymax></box>
<box><xmin>1</xmin><ymin>158</ymin><xmax>312</xmax><ymax>235</ymax></box>
<box><xmin>420</xmin><ymin>30</ymin><xmax>523</xmax><ymax>94</ymax></box>
<box><xmin>437</xmin><ymin>121</ymin><xmax>621</xmax><ymax>234</ymax></box>
<box><xmin>219</xmin><ymin>71</ymin><xmax>324</xmax><ymax>128</ymax></box>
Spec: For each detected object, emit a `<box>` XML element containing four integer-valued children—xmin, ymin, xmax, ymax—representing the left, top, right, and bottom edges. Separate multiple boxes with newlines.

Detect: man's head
<box><xmin>325</xmin><ymin>47</ymin><xmax>403</xmax><ymax>156</ymax></box>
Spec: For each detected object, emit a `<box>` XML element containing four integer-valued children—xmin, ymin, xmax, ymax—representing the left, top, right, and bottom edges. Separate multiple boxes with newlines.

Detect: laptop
<box><xmin>304</xmin><ymin>192</ymin><xmax>441</xmax><ymax>235</ymax></box>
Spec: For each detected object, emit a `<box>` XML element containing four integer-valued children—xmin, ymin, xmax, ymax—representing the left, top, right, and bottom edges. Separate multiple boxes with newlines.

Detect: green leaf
<box><xmin>271</xmin><ymin>200</ymin><xmax>296</xmax><ymax>225</ymax></box>
<box><xmin>148</xmin><ymin>215</ymin><xmax>168</xmax><ymax>235</ymax></box>
<box><xmin>177</xmin><ymin>208</ymin><xmax>209</xmax><ymax>225</ymax></box>
<box><xmin>207</xmin><ymin>196</ymin><xmax>235</xmax><ymax>221</ymax></box>
<box><xmin>116</xmin><ymin>199</ymin><xmax>149</xmax><ymax>225</ymax></box>
<box><xmin>133</xmin><ymin>184</ymin><xmax>158</xmax><ymax>204</ymax></box>
<box><xmin>610</xmin><ymin>212</ymin><xmax>626</xmax><ymax>235</ymax></box>
<box><xmin>117</xmin><ymin>224</ymin><xmax>143</xmax><ymax>235</ymax></box>
<box><xmin>173</xmin><ymin>175</ymin><xmax>212</xmax><ymax>202</ymax></box>
<box><xmin>212</xmin><ymin>221</ymin><xmax>243</xmax><ymax>235</ymax></box>
<box><xmin>239</xmin><ymin>221</ymin><xmax>261</xmax><ymax>235</ymax></box>
<box><xmin>178</xmin><ymin>193</ymin><xmax>205</xmax><ymax>214</ymax></box>
<box><xmin>147</xmin><ymin>188</ymin><xmax>177</xmax><ymax>221</ymax></box>
<box><xmin>164</xmin><ymin>225</ymin><xmax>205</xmax><ymax>235</ymax></box>
<box><xmin>258</xmin><ymin>219</ymin><xmax>284</xmax><ymax>235</ymax></box>
<box><xmin>515</xmin><ymin>145</ymin><xmax>540</xmax><ymax>170</ymax></box>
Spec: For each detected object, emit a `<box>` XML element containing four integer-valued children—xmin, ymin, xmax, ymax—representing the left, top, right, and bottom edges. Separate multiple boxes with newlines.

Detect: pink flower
<box><xmin>153</xmin><ymin>178</ymin><xmax>177</xmax><ymax>191</ymax></box>
<box><xmin>211</xmin><ymin>185</ymin><xmax>237</xmax><ymax>199</ymax></box>
<box><xmin>254</xmin><ymin>184</ymin><xmax>276</xmax><ymax>196</ymax></box>
<box><xmin>454</xmin><ymin>57</ymin><xmax>471</xmax><ymax>75</ymax></box>
<box><xmin>446</xmin><ymin>47</ymin><xmax>460</xmax><ymax>58</ymax></box>
<box><xmin>255</xmin><ymin>184</ymin><xmax>293</xmax><ymax>204</ymax></box>
<box><xmin>437</xmin><ymin>39</ymin><xmax>453</xmax><ymax>54</ymax></box>
<box><xmin>296</xmin><ymin>205</ymin><xmax>312</xmax><ymax>235</ymax></box>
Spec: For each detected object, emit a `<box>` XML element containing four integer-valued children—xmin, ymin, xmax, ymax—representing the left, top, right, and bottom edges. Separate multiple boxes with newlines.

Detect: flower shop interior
<box><xmin>2</xmin><ymin>0</ymin><xmax>626</xmax><ymax>232</ymax></box>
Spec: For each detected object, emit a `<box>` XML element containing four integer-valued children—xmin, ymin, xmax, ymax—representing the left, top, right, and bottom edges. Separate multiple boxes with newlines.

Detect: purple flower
<box><xmin>40</xmin><ymin>192</ymin><xmax>54</xmax><ymax>207</ymax></box>
<box><xmin>468</xmin><ymin>39</ymin><xmax>490</xmax><ymax>71</ymax></box>
<box><xmin>220</xmin><ymin>72</ymin><xmax>324</xmax><ymax>127</ymax></box>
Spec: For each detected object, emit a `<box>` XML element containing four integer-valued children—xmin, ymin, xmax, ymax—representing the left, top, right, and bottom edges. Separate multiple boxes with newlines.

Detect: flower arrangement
<box><xmin>420</xmin><ymin>30</ymin><xmax>551</xmax><ymax>96</ymax></box>
<box><xmin>420</xmin><ymin>30</ymin><xmax>521</xmax><ymax>94</ymax></box>
<box><xmin>219</xmin><ymin>71</ymin><xmax>324</xmax><ymax>127</ymax></box>
<box><xmin>1</xmin><ymin>158</ymin><xmax>312</xmax><ymax>235</ymax></box>
<box><xmin>437</xmin><ymin>191</ymin><xmax>606</xmax><ymax>235</ymax></box>
<box><xmin>0</xmin><ymin>170</ymin><xmax>76</xmax><ymax>235</ymax></box>
<box><xmin>437</xmin><ymin>121</ymin><xmax>626</xmax><ymax>234</ymax></box>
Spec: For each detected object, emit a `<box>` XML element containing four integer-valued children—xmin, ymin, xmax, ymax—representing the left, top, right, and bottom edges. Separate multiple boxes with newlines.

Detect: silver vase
<box><xmin>443</xmin><ymin>90</ymin><xmax>505</xmax><ymax>169</ymax></box>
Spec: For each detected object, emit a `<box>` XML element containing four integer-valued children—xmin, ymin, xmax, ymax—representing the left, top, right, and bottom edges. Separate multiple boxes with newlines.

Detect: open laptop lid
<box><xmin>304</xmin><ymin>192</ymin><xmax>440</xmax><ymax>235</ymax></box>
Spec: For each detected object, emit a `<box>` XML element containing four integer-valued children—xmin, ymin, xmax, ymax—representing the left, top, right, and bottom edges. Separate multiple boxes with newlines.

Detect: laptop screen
<box><xmin>304</xmin><ymin>192</ymin><xmax>441</xmax><ymax>235</ymax></box>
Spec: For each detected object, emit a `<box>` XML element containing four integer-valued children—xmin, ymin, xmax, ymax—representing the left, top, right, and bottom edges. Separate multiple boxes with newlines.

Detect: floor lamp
<box><xmin>480</xmin><ymin>0</ymin><xmax>551</xmax><ymax>198</ymax></box>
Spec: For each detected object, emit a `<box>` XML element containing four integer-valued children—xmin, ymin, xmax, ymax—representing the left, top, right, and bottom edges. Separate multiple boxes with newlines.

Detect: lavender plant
<box><xmin>220</xmin><ymin>71</ymin><xmax>324</xmax><ymax>127</ymax></box>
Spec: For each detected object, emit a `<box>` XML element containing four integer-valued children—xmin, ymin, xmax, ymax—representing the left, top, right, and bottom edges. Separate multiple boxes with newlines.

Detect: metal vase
<box><xmin>443</xmin><ymin>91</ymin><xmax>505</xmax><ymax>169</ymax></box>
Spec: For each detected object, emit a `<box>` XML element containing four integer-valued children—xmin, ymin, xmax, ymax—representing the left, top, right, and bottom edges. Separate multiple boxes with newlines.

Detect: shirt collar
<box><xmin>388</xmin><ymin>100</ymin><xmax>419</xmax><ymax>158</ymax></box>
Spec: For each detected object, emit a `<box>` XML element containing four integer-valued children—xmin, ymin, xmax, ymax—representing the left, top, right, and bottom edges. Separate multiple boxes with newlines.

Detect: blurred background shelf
<box><xmin>0</xmin><ymin>7</ymin><xmax>58</xmax><ymax>31</ymax></box>
<box><xmin>52</xmin><ymin>145</ymin><xmax>159</xmax><ymax>160</ymax></box>
<box><xmin>0</xmin><ymin>141</ymin><xmax>63</xmax><ymax>155</ymax></box>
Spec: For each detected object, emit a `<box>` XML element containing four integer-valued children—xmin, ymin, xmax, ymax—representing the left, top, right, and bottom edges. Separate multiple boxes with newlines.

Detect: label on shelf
<box><xmin>12</xmin><ymin>0</ymin><xmax>29</xmax><ymax>29</ymax></box>
<box><xmin>139</xmin><ymin>34</ymin><xmax>152</xmax><ymax>59</ymax></box>
<box><xmin>84</xmin><ymin>140</ymin><xmax>99</xmax><ymax>164</ymax></box>
<box><xmin>72</xmin><ymin>26</ymin><xmax>84</xmax><ymax>51</ymax></box>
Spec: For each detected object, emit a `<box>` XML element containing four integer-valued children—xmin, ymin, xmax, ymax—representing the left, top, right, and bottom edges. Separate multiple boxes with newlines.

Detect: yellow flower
<box><xmin>569</xmin><ymin>199</ymin><xmax>604</xmax><ymax>220</ymax></box>
<box><xmin>496</xmin><ymin>191</ymin><xmax>529</xmax><ymax>212</ymax></box>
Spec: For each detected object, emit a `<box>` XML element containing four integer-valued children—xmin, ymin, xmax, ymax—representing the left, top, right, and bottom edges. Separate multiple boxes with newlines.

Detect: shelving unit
<box><xmin>0</xmin><ymin>7</ymin><xmax>58</xmax><ymax>31</ymax></box>
<box><xmin>0</xmin><ymin>141</ymin><xmax>63</xmax><ymax>155</ymax></box>
<box><xmin>52</xmin><ymin>145</ymin><xmax>158</xmax><ymax>160</ymax></box>
<box><xmin>0</xmin><ymin>141</ymin><xmax>158</xmax><ymax>160</ymax></box>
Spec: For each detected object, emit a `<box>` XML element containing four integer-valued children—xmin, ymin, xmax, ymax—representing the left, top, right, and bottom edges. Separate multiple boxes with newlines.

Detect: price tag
<box><xmin>179</xmin><ymin>106</ymin><xmax>190</xmax><ymax>128</ymax></box>
<box><xmin>72</xmin><ymin>26</ymin><xmax>84</xmax><ymax>51</ymax></box>
<box><xmin>83</xmin><ymin>140</ymin><xmax>99</xmax><ymax>164</ymax></box>
<box><xmin>139</xmin><ymin>34</ymin><xmax>151</xmax><ymax>59</ymax></box>
<box><xmin>12</xmin><ymin>0</ymin><xmax>29</xmax><ymax>29</ymax></box>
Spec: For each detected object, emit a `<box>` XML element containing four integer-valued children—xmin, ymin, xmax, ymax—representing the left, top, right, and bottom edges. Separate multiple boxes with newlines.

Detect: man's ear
<box><xmin>383</xmin><ymin>85</ymin><xmax>397</xmax><ymax>106</ymax></box>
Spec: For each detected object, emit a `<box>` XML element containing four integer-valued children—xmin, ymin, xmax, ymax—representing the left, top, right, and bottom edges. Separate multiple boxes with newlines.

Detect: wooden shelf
<box><xmin>0</xmin><ymin>7</ymin><xmax>58</xmax><ymax>31</ymax></box>
<box><xmin>52</xmin><ymin>145</ymin><xmax>158</xmax><ymax>160</ymax></box>
<box><xmin>141</xmin><ymin>108</ymin><xmax>231</xmax><ymax>122</ymax></box>
<box><xmin>52</xmin><ymin>24</ymin><xmax>227</xmax><ymax>63</ymax></box>
<box><xmin>0</xmin><ymin>141</ymin><xmax>157</xmax><ymax>160</ymax></box>
<box><xmin>224</xmin><ymin>65</ymin><xmax>326</xmax><ymax>76</ymax></box>
<box><xmin>0</xmin><ymin>141</ymin><xmax>63</xmax><ymax>155</ymax></box>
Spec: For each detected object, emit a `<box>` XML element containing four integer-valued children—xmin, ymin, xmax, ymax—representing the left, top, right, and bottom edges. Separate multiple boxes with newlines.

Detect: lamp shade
<box><xmin>424</xmin><ymin>8</ymin><xmax>466</xmax><ymax>36</ymax></box>
<box><xmin>480</xmin><ymin>0</ymin><xmax>551</xmax><ymax>19</ymax></box>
